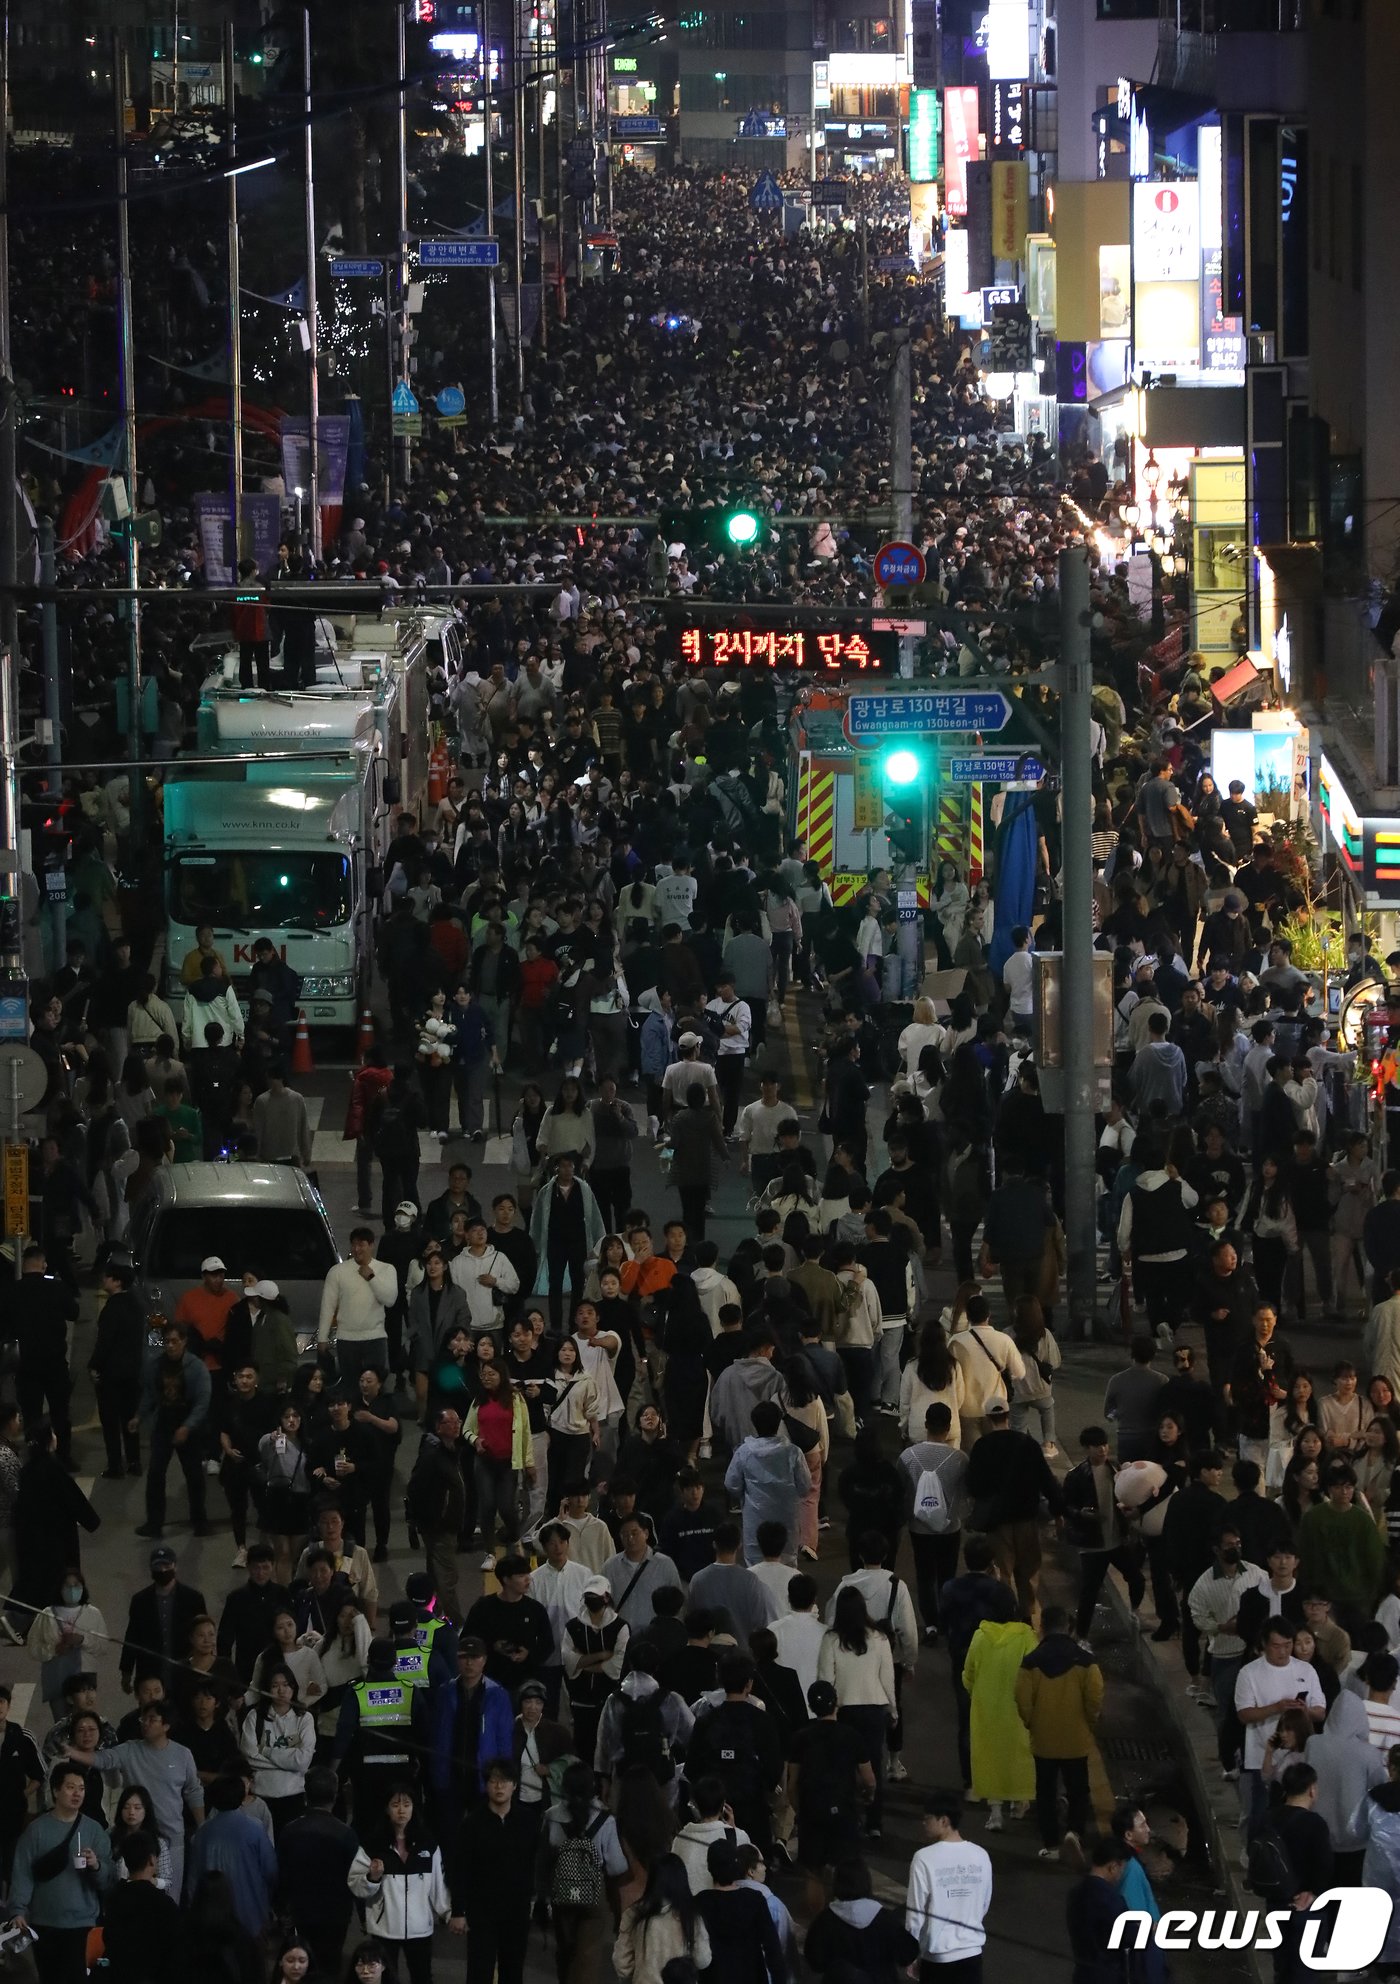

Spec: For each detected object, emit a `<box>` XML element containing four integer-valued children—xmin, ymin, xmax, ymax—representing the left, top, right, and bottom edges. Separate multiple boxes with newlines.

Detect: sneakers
<box><xmin>698</xmin><ymin>1441</ymin><xmax>712</xmax><ymax>1460</ymax></box>
<box><xmin>1150</xmin><ymin>1623</ymin><xmax>1176</xmax><ymax>1642</ymax></box>
<box><xmin>800</xmin><ymin>1545</ymin><xmax>818</xmax><ymax>1562</ymax></box>
<box><xmin>232</xmin><ymin>1546</ymin><xmax>247</xmax><ymax>1569</ymax></box>
<box><xmin>887</xmin><ymin>1756</ymin><xmax>909</xmax><ymax>1782</ymax></box>
<box><xmin>1042</xmin><ymin>1442</ymin><xmax>1059</xmax><ymax>1459</ymax></box>
<box><xmin>1037</xmin><ymin>1847</ymin><xmax>1058</xmax><ymax>1860</ymax></box>
<box><xmin>985</xmin><ymin>1804</ymin><xmax>1004</xmax><ymax>1832</ymax></box>
<box><xmin>480</xmin><ymin>1553</ymin><xmax>496</xmax><ymax>1573</ymax></box>
<box><xmin>134</xmin><ymin>1523</ymin><xmax>163</xmax><ymax>1539</ymax></box>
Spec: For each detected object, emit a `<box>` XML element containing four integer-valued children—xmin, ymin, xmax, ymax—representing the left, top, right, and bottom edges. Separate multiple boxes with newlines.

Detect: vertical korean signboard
<box><xmin>943</xmin><ymin>86</ymin><xmax>980</xmax><ymax>220</ymax></box>
<box><xmin>1132</xmin><ymin>179</ymin><xmax>1200</xmax><ymax>371</ymax></box>
<box><xmin>908</xmin><ymin>88</ymin><xmax>940</xmax><ymax>183</ymax></box>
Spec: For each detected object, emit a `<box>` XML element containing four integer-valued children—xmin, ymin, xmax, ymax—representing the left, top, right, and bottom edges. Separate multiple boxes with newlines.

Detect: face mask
<box><xmin>61</xmin><ymin>1585</ymin><xmax>83</xmax><ymax>1606</ymax></box>
<box><xmin>1220</xmin><ymin>1548</ymin><xmax>1240</xmax><ymax>1568</ymax></box>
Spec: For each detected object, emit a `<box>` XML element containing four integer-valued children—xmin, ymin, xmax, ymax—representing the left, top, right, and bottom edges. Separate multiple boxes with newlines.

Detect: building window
<box><xmin>1095</xmin><ymin>0</ymin><xmax>1156</xmax><ymax>16</ymax></box>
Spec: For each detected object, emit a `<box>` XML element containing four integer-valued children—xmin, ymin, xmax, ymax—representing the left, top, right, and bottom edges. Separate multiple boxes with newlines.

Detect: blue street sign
<box><xmin>0</xmin><ymin>990</ymin><xmax>26</xmax><ymax>1043</ymax></box>
<box><xmin>418</xmin><ymin>238</ymin><xmax>500</xmax><ymax>268</ymax></box>
<box><xmin>846</xmin><ymin>689</ymin><xmax>1012</xmax><ymax>738</ymax></box>
<box><xmin>873</xmin><ymin>540</ymin><xmax>926</xmax><ymax>589</ymax></box>
<box><xmin>435</xmin><ymin>386</ymin><xmax>467</xmax><ymax>417</ymax></box>
<box><xmin>810</xmin><ymin>179</ymin><xmax>849</xmax><ymax>207</ymax></box>
<box><xmin>329</xmin><ymin>258</ymin><xmax>385</xmax><ymax>279</ymax></box>
<box><xmin>949</xmin><ymin>754</ymin><xmax>1045</xmax><ymax>783</ymax></box>
<box><xmin>749</xmin><ymin>170</ymin><xmax>784</xmax><ymax>213</ymax></box>
<box><xmin>390</xmin><ymin>381</ymin><xmax>419</xmax><ymax>414</ymax></box>
<box><xmin>613</xmin><ymin>115</ymin><xmax>663</xmax><ymax>138</ymax></box>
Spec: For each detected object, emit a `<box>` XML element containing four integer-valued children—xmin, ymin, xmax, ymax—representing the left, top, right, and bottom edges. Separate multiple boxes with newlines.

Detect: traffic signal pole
<box><xmin>889</xmin><ymin>332</ymin><xmax>915</xmax><ymax>683</ymax></box>
<box><xmin>1059</xmin><ymin>545</ymin><xmax>1099</xmax><ymax>1340</ymax></box>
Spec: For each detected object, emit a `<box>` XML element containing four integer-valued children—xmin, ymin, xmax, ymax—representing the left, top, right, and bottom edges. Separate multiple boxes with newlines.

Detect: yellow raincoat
<box><xmin>962</xmin><ymin>1616</ymin><xmax>1037</xmax><ymax>1802</ymax></box>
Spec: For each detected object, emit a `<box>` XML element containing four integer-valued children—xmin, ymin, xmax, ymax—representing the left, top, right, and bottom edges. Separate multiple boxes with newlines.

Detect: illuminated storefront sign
<box><xmin>909</xmin><ymin>89</ymin><xmax>940</xmax><ymax>182</ymax></box>
<box><xmin>677</xmin><ymin>628</ymin><xmax>899</xmax><ymax>671</ymax></box>
<box><xmin>943</xmin><ymin>86</ymin><xmax>980</xmax><ymax>219</ymax></box>
<box><xmin>991</xmin><ymin>80</ymin><xmax>1025</xmax><ymax>158</ymax></box>
<box><xmin>1134</xmin><ymin>180</ymin><xmax>1201</xmax><ymax>370</ymax></box>
<box><xmin>1315</xmin><ymin>747</ymin><xmax>1400</xmax><ymax>903</ymax></box>
<box><xmin>986</xmin><ymin>0</ymin><xmax>1029</xmax><ymax>80</ymax></box>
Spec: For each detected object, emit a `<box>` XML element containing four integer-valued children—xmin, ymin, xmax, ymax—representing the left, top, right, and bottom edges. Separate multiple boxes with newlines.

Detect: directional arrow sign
<box><xmin>418</xmin><ymin>238</ymin><xmax>500</xmax><ymax>268</ymax></box>
<box><xmin>329</xmin><ymin>258</ymin><xmax>385</xmax><ymax>279</ymax></box>
<box><xmin>845</xmin><ymin>689</ymin><xmax>1012</xmax><ymax>739</ymax></box>
<box><xmin>949</xmin><ymin>754</ymin><xmax>1045</xmax><ymax>782</ymax></box>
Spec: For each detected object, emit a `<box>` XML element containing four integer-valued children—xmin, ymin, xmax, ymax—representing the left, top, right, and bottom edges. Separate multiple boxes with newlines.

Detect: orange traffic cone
<box><xmin>355</xmin><ymin>1005</ymin><xmax>376</xmax><ymax>1066</ymax></box>
<box><xmin>290</xmin><ymin>1008</ymin><xmax>315</xmax><ymax>1076</ymax></box>
<box><xmin>427</xmin><ymin>741</ymin><xmax>449</xmax><ymax>808</ymax></box>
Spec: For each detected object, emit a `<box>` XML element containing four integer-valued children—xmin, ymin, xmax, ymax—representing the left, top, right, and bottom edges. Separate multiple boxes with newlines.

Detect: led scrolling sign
<box><xmin>677</xmin><ymin>627</ymin><xmax>899</xmax><ymax>671</ymax></box>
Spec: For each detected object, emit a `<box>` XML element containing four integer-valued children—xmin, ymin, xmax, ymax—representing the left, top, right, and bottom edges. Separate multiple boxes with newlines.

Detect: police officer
<box><xmin>333</xmin><ymin>1637</ymin><xmax>420</xmax><ymax>1816</ymax></box>
<box><xmin>403</xmin><ymin>1571</ymin><xmax>458</xmax><ymax>1684</ymax></box>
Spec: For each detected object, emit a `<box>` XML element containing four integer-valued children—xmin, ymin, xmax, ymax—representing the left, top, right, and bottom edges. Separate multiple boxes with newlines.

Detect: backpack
<box><xmin>1245</xmin><ymin>1823</ymin><xmax>1295</xmax><ymax>1902</ymax></box>
<box><xmin>550</xmin><ymin>1810</ymin><xmax>608</xmax><ymax>1910</ymax></box>
<box><xmin>913</xmin><ymin>1462</ymin><xmax>952</xmax><ymax>1534</ymax></box>
<box><xmin>702</xmin><ymin>1705</ymin><xmax>763</xmax><ymax>1804</ymax></box>
<box><xmin>620</xmin><ymin>1690</ymin><xmax>675</xmax><ymax>1785</ymax></box>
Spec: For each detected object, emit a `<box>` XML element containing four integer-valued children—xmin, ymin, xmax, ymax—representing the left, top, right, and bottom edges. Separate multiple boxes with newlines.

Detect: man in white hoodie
<box><xmin>691</xmin><ymin>1241</ymin><xmax>741</xmax><ymax>1335</ymax></box>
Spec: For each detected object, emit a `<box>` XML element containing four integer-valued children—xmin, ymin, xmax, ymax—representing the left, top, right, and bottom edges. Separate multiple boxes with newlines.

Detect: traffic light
<box><xmin>881</xmin><ymin>746</ymin><xmax>926</xmax><ymax>863</ymax></box>
<box><xmin>658</xmin><ymin>505</ymin><xmax>766</xmax><ymax>553</ymax></box>
<box><xmin>882</xmin><ymin>747</ymin><xmax>919</xmax><ymax>787</ymax></box>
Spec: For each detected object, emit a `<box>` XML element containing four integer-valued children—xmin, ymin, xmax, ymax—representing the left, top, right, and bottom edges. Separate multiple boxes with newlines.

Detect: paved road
<box><xmin>0</xmin><ymin>995</ymin><xmax>1230</xmax><ymax>1984</ymax></box>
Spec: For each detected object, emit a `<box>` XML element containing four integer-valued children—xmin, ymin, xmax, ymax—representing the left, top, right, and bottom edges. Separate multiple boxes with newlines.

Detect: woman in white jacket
<box><xmin>239</xmin><ymin>1665</ymin><xmax>315</xmax><ymax>1833</ymax></box>
<box><xmin>817</xmin><ymin>1586</ymin><xmax>898</xmax><ymax>1839</ymax></box>
<box><xmin>348</xmin><ymin>1783</ymin><xmax>454</xmax><ymax>1981</ymax></box>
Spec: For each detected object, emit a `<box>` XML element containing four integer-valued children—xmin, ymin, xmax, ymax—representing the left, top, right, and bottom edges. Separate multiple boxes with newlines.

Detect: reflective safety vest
<box><xmin>354</xmin><ymin>1680</ymin><xmax>412</xmax><ymax>1727</ymax></box>
<box><xmin>414</xmin><ymin>1615</ymin><xmax>447</xmax><ymax>1659</ymax></box>
<box><xmin>394</xmin><ymin>1643</ymin><xmax>429</xmax><ymax>1689</ymax></box>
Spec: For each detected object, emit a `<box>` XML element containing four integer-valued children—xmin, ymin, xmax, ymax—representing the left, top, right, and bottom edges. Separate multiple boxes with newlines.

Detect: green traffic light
<box><xmin>725</xmin><ymin>509</ymin><xmax>760</xmax><ymax>546</ymax></box>
<box><xmin>884</xmin><ymin>748</ymin><xmax>919</xmax><ymax>786</ymax></box>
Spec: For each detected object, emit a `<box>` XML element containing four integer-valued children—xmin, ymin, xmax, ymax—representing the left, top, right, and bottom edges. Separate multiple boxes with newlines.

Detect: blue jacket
<box><xmin>451</xmin><ymin>1001</ymin><xmax>494</xmax><ymax>1067</ymax></box>
<box><xmin>139</xmin><ymin>1347</ymin><xmax>212</xmax><ymax>1432</ymax></box>
<box><xmin>639</xmin><ymin>1009</ymin><xmax>675</xmax><ymax>1082</ymax></box>
<box><xmin>426</xmin><ymin>1673</ymin><xmax>513</xmax><ymax>1794</ymax></box>
<box><xmin>182</xmin><ymin>1807</ymin><xmax>277</xmax><ymax>1931</ymax></box>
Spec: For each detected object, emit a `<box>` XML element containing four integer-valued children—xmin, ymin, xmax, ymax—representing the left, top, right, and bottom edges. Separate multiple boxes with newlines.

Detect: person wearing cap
<box><xmin>787</xmin><ymin>1678</ymin><xmax>876</xmax><ymax>1874</ymax></box>
<box><xmin>397</xmin><ymin>1571</ymin><xmax>458</xmax><ymax>1688</ymax></box>
<box><xmin>511</xmin><ymin>1680</ymin><xmax>570</xmax><ymax>1817</ymax></box>
<box><xmin>134</xmin><ymin>1322</ymin><xmax>213</xmax><ymax>1542</ymax></box>
<box><xmin>426</xmin><ymin>1634</ymin><xmax>513</xmax><ymax>1839</ymax></box>
<box><xmin>174</xmin><ymin>1257</ymin><xmax>237</xmax><ymax>1374</ymax></box>
<box><xmin>90</xmin><ymin>1256</ymin><xmax>148</xmax><ymax>1479</ymax></box>
<box><xmin>223</xmin><ymin>1275</ymin><xmax>299</xmax><ymax>1395</ymax></box>
<box><xmin>120</xmin><ymin>1543</ymin><xmax>207</xmax><ymax>1694</ymax></box>
<box><xmin>333</xmin><ymin>1636</ymin><xmax>421</xmax><ymax>1810</ymax></box>
<box><xmin>1195</xmin><ymin>890</ymin><xmax>1251</xmax><ymax>976</ymax></box>
<box><xmin>660</xmin><ymin>1029</ymin><xmax>720</xmax><ymax>1125</ymax></box>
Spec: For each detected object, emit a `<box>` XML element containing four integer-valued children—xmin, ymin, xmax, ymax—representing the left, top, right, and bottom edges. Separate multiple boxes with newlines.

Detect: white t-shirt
<box><xmin>1234</xmin><ymin>1654</ymin><xmax>1325</xmax><ymax>1769</ymax></box>
<box><xmin>906</xmin><ymin>1839</ymin><xmax>993</xmax><ymax>1961</ymax></box>
<box><xmin>653</xmin><ymin>873</ymin><xmax>698</xmax><ymax>929</ymax></box>
<box><xmin>1002</xmin><ymin>948</ymin><xmax>1035</xmax><ymax>1017</ymax></box>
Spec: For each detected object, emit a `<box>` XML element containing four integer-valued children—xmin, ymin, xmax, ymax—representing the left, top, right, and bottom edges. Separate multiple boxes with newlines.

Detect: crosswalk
<box><xmin>300</xmin><ymin>1095</ymin><xmax>457</xmax><ymax>1171</ymax></box>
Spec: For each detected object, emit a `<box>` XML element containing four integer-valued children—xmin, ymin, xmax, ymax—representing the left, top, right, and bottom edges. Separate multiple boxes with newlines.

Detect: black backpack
<box><xmin>620</xmin><ymin>1690</ymin><xmax>675</xmax><ymax>1785</ymax></box>
<box><xmin>702</xmin><ymin>1704</ymin><xmax>763</xmax><ymax>1804</ymax></box>
<box><xmin>1245</xmin><ymin>1823</ymin><xmax>1295</xmax><ymax>1902</ymax></box>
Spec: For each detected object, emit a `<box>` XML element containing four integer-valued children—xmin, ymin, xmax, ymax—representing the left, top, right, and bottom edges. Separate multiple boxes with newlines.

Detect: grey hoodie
<box><xmin>1306</xmin><ymin>1688</ymin><xmax>1386</xmax><ymax>1849</ymax></box>
<box><xmin>709</xmin><ymin>1355</ymin><xmax>791</xmax><ymax>1451</ymax></box>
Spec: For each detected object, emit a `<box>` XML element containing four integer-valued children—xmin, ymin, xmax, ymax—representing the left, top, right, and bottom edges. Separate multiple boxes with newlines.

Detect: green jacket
<box><xmin>1298</xmin><ymin>1497</ymin><xmax>1387</xmax><ymax>1608</ymax></box>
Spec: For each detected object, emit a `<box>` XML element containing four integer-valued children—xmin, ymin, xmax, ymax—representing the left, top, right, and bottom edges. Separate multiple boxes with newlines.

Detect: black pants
<box><xmin>365</xmin><ymin>1469</ymin><xmax>393</xmax><ymax>1554</ymax></box>
<box><xmin>380</xmin><ymin>1155</ymin><xmax>421</xmax><ymax>1228</ymax></box>
<box><xmin>382</xmin><ymin>1938</ymin><xmax>434</xmax><ymax>1984</ymax></box>
<box><xmin>221</xmin><ymin>1458</ymin><xmax>263</xmax><ymax>1548</ymax></box>
<box><xmin>679</xmin><ymin>1183</ymin><xmax>709</xmax><ymax>1242</ymax></box>
<box><xmin>910</xmin><ymin>1531</ymin><xmax>961</xmax><ymax>1633</ymax></box>
<box><xmin>1145</xmin><ymin>1536</ymin><xmax>1178</xmax><ymax>1631</ymax></box>
<box><xmin>34</xmin><ymin>1929</ymin><xmax>89</xmax><ymax>1984</ymax></box>
<box><xmin>297</xmin><ymin>1915</ymin><xmax>352</xmax><ymax>1982</ymax></box>
<box><xmin>921</xmin><ymin>1959</ymin><xmax>981</xmax><ymax>1984</ymax></box>
<box><xmin>591</xmin><ymin>1167</ymin><xmax>632</xmax><ymax>1233</ymax></box>
<box><xmin>838</xmin><ymin>1703</ymin><xmax>889</xmax><ymax>1831</ymax></box>
<box><xmin>950</xmin><ymin>1220</ymin><xmax>978</xmax><ymax>1284</ymax></box>
<box><xmin>838</xmin><ymin>1346</ymin><xmax>876</xmax><ymax>1427</ymax></box>
<box><xmin>238</xmin><ymin>640</ymin><xmax>271</xmax><ymax>690</ymax></box>
<box><xmin>1135</xmin><ymin>1257</ymin><xmax>1187</xmax><ymax>1332</ymax></box>
<box><xmin>1033</xmin><ymin>1753</ymin><xmax>1090</xmax><ymax>1848</ymax></box>
<box><xmin>466</xmin><ymin>1906</ymin><xmax>531</xmax><ymax>1984</ymax></box>
<box><xmin>549</xmin><ymin>1431</ymin><xmax>592</xmax><ymax>1512</ymax></box>
<box><xmin>1076</xmin><ymin>1545</ymin><xmax>1144</xmax><ymax>1637</ymax></box>
<box><xmin>716</xmin><ymin>1054</ymin><xmax>745</xmax><ymax>1133</ymax></box>
<box><xmin>146</xmin><ymin>1425</ymin><xmax>207</xmax><ymax>1528</ymax></box>
<box><xmin>949</xmin><ymin>1654</ymin><xmax>973</xmax><ymax>1788</ymax></box>
<box><xmin>545</xmin><ymin>1247</ymin><xmax>585</xmax><ymax>1333</ymax></box>
<box><xmin>95</xmin><ymin>1376</ymin><xmax>141</xmax><ymax>1472</ymax></box>
<box><xmin>17</xmin><ymin>1367</ymin><xmax>70</xmax><ymax>1459</ymax></box>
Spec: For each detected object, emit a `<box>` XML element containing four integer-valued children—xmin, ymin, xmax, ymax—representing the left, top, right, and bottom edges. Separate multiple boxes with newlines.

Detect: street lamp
<box><xmin>1122</xmin><ymin>502</ymin><xmax>1140</xmax><ymax>530</ymax></box>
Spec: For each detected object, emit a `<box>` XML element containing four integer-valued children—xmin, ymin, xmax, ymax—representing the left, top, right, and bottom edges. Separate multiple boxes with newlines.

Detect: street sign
<box><xmin>873</xmin><ymin>540</ymin><xmax>926</xmax><ymax>590</ymax></box>
<box><xmin>949</xmin><ymin>754</ymin><xmax>1045</xmax><ymax>782</ymax></box>
<box><xmin>810</xmin><ymin>178</ymin><xmax>848</xmax><ymax>206</ymax></box>
<box><xmin>435</xmin><ymin>385</ymin><xmax>466</xmax><ymax>417</ymax></box>
<box><xmin>417</xmin><ymin>238</ymin><xmax>500</xmax><ymax>267</ymax></box>
<box><xmin>613</xmin><ymin>115</ymin><xmax>662</xmax><ymax>138</ymax></box>
<box><xmin>391</xmin><ymin>382</ymin><xmax>419</xmax><ymax>413</ymax></box>
<box><xmin>749</xmin><ymin>170</ymin><xmax>784</xmax><ymax>214</ymax></box>
<box><xmin>845</xmin><ymin>689</ymin><xmax>1013</xmax><ymax>739</ymax></box>
<box><xmin>329</xmin><ymin>258</ymin><xmax>385</xmax><ymax>279</ymax></box>
<box><xmin>0</xmin><ymin>982</ymin><xmax>25</xmax><ymax>1044</ymax></box>
<box><xmin>568</xmin><ymin>134</ymin><xmax>594</xmax><ymax>165</ymax></box>
<box><xmin>852</xmin><ymin>752</ymin><xmax>883</xmax><ymax>831</ymax></box>
<box><xmin>3</xmin><ymin>1142</ymin><xmax>27</xmax><ymax>1238</ymax></box>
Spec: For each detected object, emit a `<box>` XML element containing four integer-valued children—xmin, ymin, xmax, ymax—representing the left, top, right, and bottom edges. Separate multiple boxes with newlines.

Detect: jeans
<box><xmin>877</xmin><ymin>1321</ymin><xmax>906</xmax><ymax>1407</ymax></box>
<box><xmin>1211</xmin><ymin>1651</ymin><xmax>1245</xmax><ymax>1768</ymax></box>
<box><xmin>146</xmin><ymin>1425</ymin><xmax>207</xmax><ymax>1529</ymax></box>
<box><xmin>475</xmin><ymin>1453</ymin><xmax>519</xmax><ymax>1548</ymax></box>
<box><xmin>1010</xmin><ymin>1397</ymin><xmax>1057</xmax><ymax>1446</ymax></box>
<box><xmin>453</xmin><ymin>1058</ymin><xmax>490</xmax><ymax>1136</ymax></box>
<box><xmin>1033</xmin><ymin>1754</ymin><xmax>1090</xmax><ymax>1848</ymax></box>
<box><xmin>544</xmin><ymin>1248</ymin><xmax>586</xmax><ymax>1333</ymax></box>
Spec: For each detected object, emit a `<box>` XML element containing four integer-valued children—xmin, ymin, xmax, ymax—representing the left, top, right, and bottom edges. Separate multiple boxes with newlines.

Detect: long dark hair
<box><xmin>559</xmin><ymin>1758</ymin><xmax>597</xmax><ymax>1838</ymax></box>
<box><xmin>915</xmin><ymin>1323</ymin><xmax>954</xmax><ymax>1392</ymax></box>
<box><xmin>632</xmin><ymin>1851</ymin><xmax>701</xmax><ymax>1944</ymax></box>
<box><xmin>832</xmin><ymin>1585</ymin><xmax>870</xmax><ymax>1657</ymax></box>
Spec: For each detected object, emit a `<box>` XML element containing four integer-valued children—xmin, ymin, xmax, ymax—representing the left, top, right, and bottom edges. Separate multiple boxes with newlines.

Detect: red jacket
<box><xmin>343</xmin><ymin>1063</ymin><xmax>393</xmax><ymax>1140</ymax></box>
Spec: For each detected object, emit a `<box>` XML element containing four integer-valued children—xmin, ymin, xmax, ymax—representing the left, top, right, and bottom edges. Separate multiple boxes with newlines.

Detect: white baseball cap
<box><xmin>200</xmin><ymin>1256</ymin><xmax>226</xmax><ymax>1274</ymax></box>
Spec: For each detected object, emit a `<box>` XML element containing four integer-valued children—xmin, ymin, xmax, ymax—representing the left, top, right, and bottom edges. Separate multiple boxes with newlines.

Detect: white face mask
<box><xmin>61</xmin><ymin>1586</ymin><xmax>83</xmax><ymax>1606</ymax></box>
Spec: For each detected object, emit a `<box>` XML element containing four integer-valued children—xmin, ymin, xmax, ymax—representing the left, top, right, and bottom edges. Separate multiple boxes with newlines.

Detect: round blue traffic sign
<box><xmin>873</xmin><ymin>540</ymin><xmax>926</xmax><ymax>590</ymax></box>
<box><xmin>435</xmin><ymin>386</ymin><xmax>467</xmax><ymax>417</ymax></box>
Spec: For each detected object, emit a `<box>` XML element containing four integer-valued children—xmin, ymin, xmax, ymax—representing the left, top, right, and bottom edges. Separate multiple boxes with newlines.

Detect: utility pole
<box><xmin>537</xmin><ymin>47</ymin><xmax>548</xmax><ymax>354</ymax></box>
<box><xmin>0</xmin><ymin>0</ymin><xmax>21</xmax><ymax>990</ymax></box>
<box><xmin>302</xmin><ymin>8</ymin><xmax>321</xmax><ymax>558</ymax></box>
<box><xmin>860</xmin><ymin>211</ymin><xmax>869</xmax><ymax>345</ymax></box>
<box><xmin>511</xmin><ymin>16</ymin><xmax>526</xmax><ymax>399</ymax></box>
<box><xmin>554</xmin><ymin>43</ymin><xmax>565</xmax><ymax>322</ymax></box>
<box><xmin>38</xmin><ymin>519</ymin><xmax>63</xmax><ymax>974</ymax></box>
<box><xmin>481</xmin><ymin>0</ymin><xmax>499</xmax><ymax>426</ymax></box>
<box><xmin>1059</xmin><ymin>544</ymin><xmax>1099</xmax><ymax>1340</ymax></box>
<box><xmin>889</xmin><ymin>331</ymin><xmax>915</xmax><ymax>680</ymax></box>
<box><xmin>223</xmin><ymin>20</ymin><xmax>243</xmax><ymax>560</ymax></box>
<box><xmin>394</xmin><ymin>1</ymin><xmax>411</xmax><ymax>492</ymax></box>
<box><xmin>113</xmin><ymin>32</ymin><xmax>143</xmax><ymax>854</ymax></box>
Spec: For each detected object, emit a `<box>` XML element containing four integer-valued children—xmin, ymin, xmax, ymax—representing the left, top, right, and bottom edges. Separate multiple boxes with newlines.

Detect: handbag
<box><xmin>784</xmin><ymin>1411</ymin><xmax>822</xmax><ymax>1454</ymax></box>
<box><xmin>30</xmin><ymin>1813</ymin><xmax>84</xmax><ymax>1884</ymax></box>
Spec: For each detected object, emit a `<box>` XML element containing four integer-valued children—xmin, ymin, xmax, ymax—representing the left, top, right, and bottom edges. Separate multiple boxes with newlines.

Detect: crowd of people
<box><xmin>3</xmin><ymin>89</ymin><xmax>1399</xmax><ymax>1984</ymax></box>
